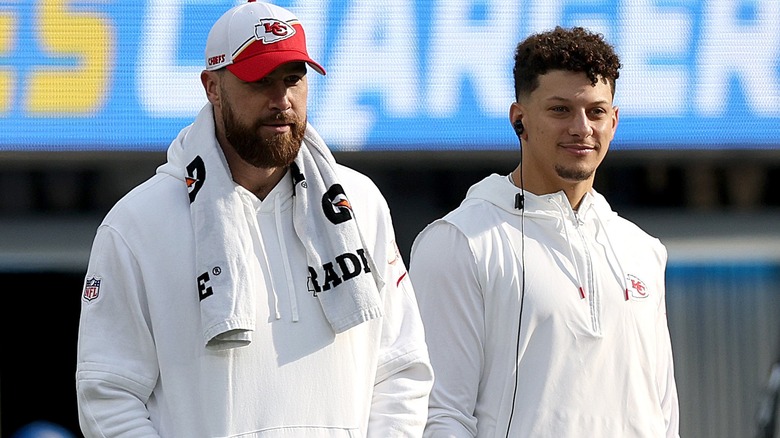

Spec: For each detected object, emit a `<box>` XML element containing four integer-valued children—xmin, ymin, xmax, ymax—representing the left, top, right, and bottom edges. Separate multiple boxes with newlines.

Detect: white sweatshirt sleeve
<box><xmin>656</xmin><ymin>254</ymin><xmax>681</xmax><ymax>438</ymax></box>
<box><xmin>364</xmin><ymin>194</ymin><xmax>434</xmax><ymax>437</ymax></box>
<box><xmin>369</xmin><ymin>263</ymin><xmax>435</xmax><ymax>437</ymax></box>
<box><xmin>76</xmin><ymin>224</ymin><xmax>161</xmax><ymax>437</ymax></box>
<box><xmin>410</xmin><ymin>221</ymin><xmax>482</xmax><ymax>437</ymax></box>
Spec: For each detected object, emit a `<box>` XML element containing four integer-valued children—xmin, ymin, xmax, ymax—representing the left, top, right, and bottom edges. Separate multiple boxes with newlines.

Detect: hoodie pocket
<box><xmin>224</xmin><ymin>426</ymin><xmax>361</xmax><ymax>438</ymax></box>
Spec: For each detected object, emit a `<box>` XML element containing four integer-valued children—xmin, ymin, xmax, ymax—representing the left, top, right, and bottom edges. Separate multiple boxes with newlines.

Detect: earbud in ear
<box><xmin>513</xmin><ymin>120</ymin><xmax>524</xmax><ymax>135</ymax></box>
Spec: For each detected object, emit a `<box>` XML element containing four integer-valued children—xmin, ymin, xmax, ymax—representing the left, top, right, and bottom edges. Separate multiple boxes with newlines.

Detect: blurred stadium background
<box><xmin>1</xmin><ymin>1</ymin><xmax>779</xmax><ymax>437</ymax></box>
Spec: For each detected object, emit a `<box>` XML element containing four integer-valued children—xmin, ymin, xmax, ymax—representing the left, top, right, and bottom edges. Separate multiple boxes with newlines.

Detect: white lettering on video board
<box><xmin>318</xmin><ymin>0</ymin><xmax>420</xmax><ymax>144</ymax></box>
<box><xmin>695</xmin><ymin>0</ymin><xmax>780</xmax><ymax>116</ymax></box>
<box><xmin>136</xmin><ymin>0</ymin><xmax>780</xmax><ymax>145</ymax></box>
<box><xmin>618</xmin><ymin>0</ymin><xmax>691</xmax><ymax>114</ymax></box>
<box><xmin>137</xmin><ymin>0</ymin><xmax>208</xmax><ymax>117</ymax></box>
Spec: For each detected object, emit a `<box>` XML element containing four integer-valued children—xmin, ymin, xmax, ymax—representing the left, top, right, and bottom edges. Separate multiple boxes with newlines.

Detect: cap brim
<box><xmin>227</xmin><ymin>51</ymin><xmax>326</xmax><ymax>83</ymax></box>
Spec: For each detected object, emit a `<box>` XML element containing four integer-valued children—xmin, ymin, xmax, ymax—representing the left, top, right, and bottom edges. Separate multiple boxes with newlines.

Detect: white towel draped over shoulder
<box><xmin>158</xmin><ymin>103</ymin><xmax>384</xmax><ymax>350</ymax></box>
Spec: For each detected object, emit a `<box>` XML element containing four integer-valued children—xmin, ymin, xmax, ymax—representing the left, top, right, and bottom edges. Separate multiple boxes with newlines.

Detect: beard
<box><xmin>220</xmin><ymin>97</ymin><xmax>305</xmax><ymax>169</ymax></box>
<box><xmin>555</xmin><ymin>164</ymin><xmax>595</xmax><ymax>182</ymax></box>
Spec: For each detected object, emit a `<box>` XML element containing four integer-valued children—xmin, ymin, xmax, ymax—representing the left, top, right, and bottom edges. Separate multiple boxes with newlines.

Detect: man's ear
<box><xmin>612</xmin><ymin>105</ymin><xmax>620</xmax><ymax>134</ymax></box>
<box><xmin>509</xmin><ymin>102</ymin><xmax>525</xmax><ymax>140</ymax></box>
<box><xmin>201</xmin><ymin>70</ymin><xmax>221</xmax><ymax>107</ymax></box>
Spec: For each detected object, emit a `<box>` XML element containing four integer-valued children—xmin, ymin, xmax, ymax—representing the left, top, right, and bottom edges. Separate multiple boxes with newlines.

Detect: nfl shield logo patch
<box><xmin>83</xmin><ymin>276</ymin><xmax>101</xmax><ymax>302</ymax></box>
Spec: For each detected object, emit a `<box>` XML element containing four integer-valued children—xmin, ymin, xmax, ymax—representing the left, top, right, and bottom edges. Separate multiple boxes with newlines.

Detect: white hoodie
<box><xmin>409</xmin><ymin>173</ymin><xmax>679</xmax><ymax>438</ymax></box>
<box><xmin>76</xmin><ymin>116</ymin><xmax>433</xmax><ymax>437</ymax></box>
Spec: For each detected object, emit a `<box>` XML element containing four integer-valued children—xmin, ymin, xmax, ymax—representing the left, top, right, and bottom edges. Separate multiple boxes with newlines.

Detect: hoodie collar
<box><xmin>463</xmin><ymin>173</ymin><xmax>607</xmax><ymax>220</ymax></box>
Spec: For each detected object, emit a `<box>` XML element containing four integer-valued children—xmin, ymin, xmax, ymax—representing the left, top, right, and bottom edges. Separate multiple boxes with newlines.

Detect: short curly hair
<box><xmin>513</xmin><ymin>26</ymin><xmax>622</xmax><ymax>101</ymax></box>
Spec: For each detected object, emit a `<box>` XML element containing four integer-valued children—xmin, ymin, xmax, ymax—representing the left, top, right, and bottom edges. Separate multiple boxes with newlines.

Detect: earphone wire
<box><xmin>505</xmin><ymin>157</ymin><xmax>526</xmax><ymax>438</ymax></box>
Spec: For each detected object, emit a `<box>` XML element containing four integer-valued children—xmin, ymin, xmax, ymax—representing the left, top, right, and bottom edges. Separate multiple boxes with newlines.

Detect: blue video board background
<box><xmin>1</xmin><ymin>0</ymin><xmax>779</xmax><ymax>151</ymax></box>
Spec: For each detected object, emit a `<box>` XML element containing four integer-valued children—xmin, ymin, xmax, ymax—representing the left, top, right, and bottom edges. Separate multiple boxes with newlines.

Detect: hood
<box><xmin>156</xmin><ymin>104</ymin><xmax>226</xmax><ymax>183</ymax></box>
<box><xmin>462</xmin><ymin>173</ymin><xmax>618</xmax><ymax>225</ymax></box>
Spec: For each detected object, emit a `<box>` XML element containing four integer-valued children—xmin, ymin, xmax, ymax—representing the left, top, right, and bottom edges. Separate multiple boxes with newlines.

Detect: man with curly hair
<box><xmin>409</xmin><ymin>26</ymin><xmax>680</xmax><ymax>437</ymax></box>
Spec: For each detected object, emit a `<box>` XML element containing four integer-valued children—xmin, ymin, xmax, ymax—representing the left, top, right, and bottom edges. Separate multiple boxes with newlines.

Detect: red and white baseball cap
<box><xmin>204</xmin><ymin>1</ymin><xmax>326</xmax><ymax>82</ymax></box>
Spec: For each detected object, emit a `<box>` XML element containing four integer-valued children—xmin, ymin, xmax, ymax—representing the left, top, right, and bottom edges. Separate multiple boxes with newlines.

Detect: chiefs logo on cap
<box><xmin>254</xmin><ymin>18</ymin><xmax>297</xmax><ymax>44</ymax></box>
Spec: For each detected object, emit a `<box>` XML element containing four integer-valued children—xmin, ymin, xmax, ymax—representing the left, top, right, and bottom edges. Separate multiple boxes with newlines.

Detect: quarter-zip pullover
<box><xmin>410</xmin><ymin>173</ymin><xmax>679</xmax><ymax>437</ymax></box>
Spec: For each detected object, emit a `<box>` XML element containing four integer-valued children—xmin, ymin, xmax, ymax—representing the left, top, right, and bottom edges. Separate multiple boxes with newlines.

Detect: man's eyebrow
<box><xmin>543</xmin><ymin>96</ymin><xmax>611</xmax><ymax>106</ymax></box>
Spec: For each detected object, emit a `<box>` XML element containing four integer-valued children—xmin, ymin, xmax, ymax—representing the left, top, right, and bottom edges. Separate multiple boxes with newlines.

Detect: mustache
<box><xmin>261</xmin><ymin>112</ymin><xmax>299</xmax><ymax>125</ymax></box>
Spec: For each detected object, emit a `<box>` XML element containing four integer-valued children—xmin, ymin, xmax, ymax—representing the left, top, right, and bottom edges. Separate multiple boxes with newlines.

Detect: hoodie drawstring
<box><xmin>246</xmin><ymin>198</ymin><xmax>282</xmax><ymax>320</ymax></box>
<box><xmin>274</xmin><ymin>193</ymin><xmax>300</xmax><ymax>322</ymax></box>
<box><xmin>548</xmin><ymin>198</ymin><xmax>586</xmax><ymax>299</ymax></box>
<box><xmin>589</xmin><ymin>206</ymin><xmax>630</xmax><ymax>301</ymax></box>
